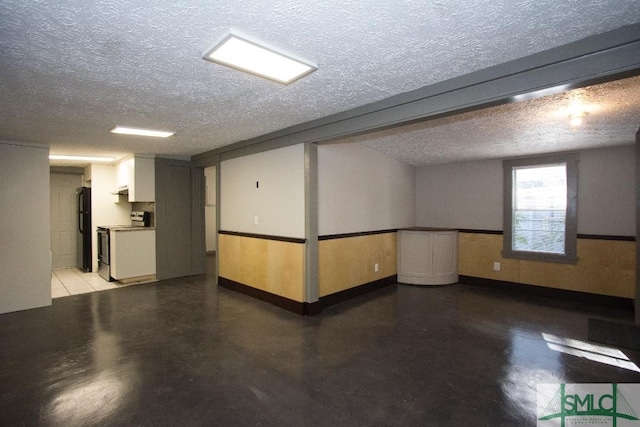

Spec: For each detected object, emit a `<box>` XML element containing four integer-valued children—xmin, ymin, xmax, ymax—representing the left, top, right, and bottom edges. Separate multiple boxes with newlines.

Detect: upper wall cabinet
<box><xmin>115</xmin><ymin>156</ymin><xmax>155</xmax><ymax>202</ymax></box>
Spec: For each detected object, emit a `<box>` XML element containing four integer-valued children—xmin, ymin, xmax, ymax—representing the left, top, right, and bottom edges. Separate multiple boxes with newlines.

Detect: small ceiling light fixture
<box><xmin>569</xmin><ymin>112</ymin><xmax>586</xmax><ymax>127</ymax></box>
<box><xmin>554</xmin><ymin>101</ymin><xmax>597</xmax><ymax>128</ymax></box>
<box><xmin>110</xmin><ymin>126</ymin><xmax>175</xmax><ymax>138</ymax></box>
<box><xmin>49</xmin><ymin>154</ymin><xmax>116</xmax><ymax>162</ymax></box>
<box><xmin>202</xmin><ymin>29</ymin><xmax>317</xmax><ymax>84</ymax></box>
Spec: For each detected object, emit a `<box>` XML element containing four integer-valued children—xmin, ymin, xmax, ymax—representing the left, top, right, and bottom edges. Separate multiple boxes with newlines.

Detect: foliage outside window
<box><xmin>503</xmin><ymin>154</ymin><xmax>578</xmax><ymax>264</ymax></box>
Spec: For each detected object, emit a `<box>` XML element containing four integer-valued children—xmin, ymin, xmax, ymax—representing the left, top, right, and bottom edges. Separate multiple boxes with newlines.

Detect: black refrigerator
<box><xmin>77</xmin><ymin>187</ymin><xmax>92</xmax><ymax>272</ymax></box>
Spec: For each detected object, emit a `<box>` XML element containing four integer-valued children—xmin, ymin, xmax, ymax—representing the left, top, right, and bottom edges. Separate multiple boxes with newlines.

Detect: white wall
<box><xmin>220</xmin><ymin>144</ymin><xmax>305</xmax><ymax>238</ymax></box>
<box><xmin>416</xmin><ymin>158</ymin><xmax>503</xmax><ymax>230</ymax></box>
<box><xmin>416</xmin><ymin>145</ymin><xmax>636</xmax><ymax>236</ymax></box>
<box><xmin>0</xmin><ymin>141</ymin><xmax>51</xmax><ymax>314</ymax></box>
<box><xmin>318</xmin><ymin>142</ymin><xmax>416</xmax><ymax>235</ymax></box>
<box><xmin>578</xmin><ymin>146</ymin><xmax>635</xmax><ymax>235</ymax></box>
<box><xmin>85</xmin><ymin>164</ymin><xmax>131</xmax><ymax>272</ymax></box>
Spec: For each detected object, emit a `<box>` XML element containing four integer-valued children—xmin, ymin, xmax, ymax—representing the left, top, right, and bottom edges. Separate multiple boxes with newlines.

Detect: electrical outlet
<box><xmin>254</xmin><ymin>215</ymin><xmax>259</xmax><ymax>225</ymax></box>
<box><xmin>493</xmin><ymin>262</ymin><xmax>501</xmax><ymax>271</ymax></box>
<box><xmin>374</xmin><ymin>263</ymin><xmax>379</xmax><ymax>272</ymax></box>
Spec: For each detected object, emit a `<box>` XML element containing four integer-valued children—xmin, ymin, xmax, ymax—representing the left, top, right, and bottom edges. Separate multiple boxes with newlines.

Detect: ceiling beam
<box><xmin>193</xmin><ymin>22</ymin><xmax>640</xmax><ymax>167</ymax></box>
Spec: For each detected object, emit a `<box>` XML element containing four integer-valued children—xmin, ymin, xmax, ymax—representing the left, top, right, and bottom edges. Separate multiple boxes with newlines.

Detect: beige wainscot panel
<box><xmin>458</xmin><ymin>233</ymin><xmax>519</xmax><ymax>282</ymax></box>
<box><xmin>319</xmin><ymin>232</ymin><xmax>397</xmax><ymax>297</ymax></box>
<box><xmin>218</xmin><ymin>234</ymin><xmax>305</xmax><ymax>302</ymax></box>
<box><xmin>458</xmin><ymin>232</ymin><xmax>635</xmax><ymax>299</ymax></box>
<box><xmin>518</xmin><ymin>239</ymin><xmax>635</xmax><ymax>298</ymax></box>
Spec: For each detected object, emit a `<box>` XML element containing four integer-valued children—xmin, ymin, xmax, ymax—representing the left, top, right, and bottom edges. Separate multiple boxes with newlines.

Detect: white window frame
<box><xmin>503</xmin><ymin>153</ymin><xmax>578</xmax><ymax>264</ymax></box>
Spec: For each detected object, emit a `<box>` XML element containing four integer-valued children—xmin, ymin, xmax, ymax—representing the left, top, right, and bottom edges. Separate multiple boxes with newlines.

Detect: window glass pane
<box><xmin>512</xmin><ymin>164</ymin><xmax>566</xmax><ymax>254</ymax></box>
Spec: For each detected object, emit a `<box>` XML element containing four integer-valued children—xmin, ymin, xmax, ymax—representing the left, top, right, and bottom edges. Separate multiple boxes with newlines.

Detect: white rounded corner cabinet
<box><xmin>397</xmin><ymin>228</ymin><xmax>459</xmax><ymax>286</ymax></box>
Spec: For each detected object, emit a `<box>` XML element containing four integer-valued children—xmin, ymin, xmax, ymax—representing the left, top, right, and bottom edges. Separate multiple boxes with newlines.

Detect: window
<box><xmin>503</xmin><ymin>154</ymin><xmax>578</xmax><ymax>264</ymax></box>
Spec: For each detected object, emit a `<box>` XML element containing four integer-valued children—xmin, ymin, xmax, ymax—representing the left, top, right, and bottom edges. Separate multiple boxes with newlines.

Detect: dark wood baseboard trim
<box><xmin>218</xmin><ymin>277</ymin><xmax>318</xmax><ymax>315</ymax></box>
<box><xmin>218</xmin><ymin>275</ymin><xmax>396</xmax><ymax>315</ymax></box>
<box><xmin>459</xmin><ymin>275</ymin><xmax>633</xmax><ymax>311</ymax></box>
<box><xmin>319</xmin><ymin>275</ymin><xmax>397</xmax><ymax>309</ymax></box>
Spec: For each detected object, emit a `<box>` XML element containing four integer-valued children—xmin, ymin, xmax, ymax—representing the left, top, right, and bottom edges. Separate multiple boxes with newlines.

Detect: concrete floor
<box><xmin>1</xmin><ymin>274</ymin><xmax>639</xmax><ymax>426</ymax></box>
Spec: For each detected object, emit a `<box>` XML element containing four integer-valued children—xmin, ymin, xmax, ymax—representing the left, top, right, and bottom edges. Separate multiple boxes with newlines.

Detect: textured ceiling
<box><xmin>1</xmin><ymin>0</ymin><xmax>640</xmax><ymax>167</ymax></box>
<box><xmin>352</xmin><ymin>75</ymin><xmax>640</xmax><ymax>166</ymax></box>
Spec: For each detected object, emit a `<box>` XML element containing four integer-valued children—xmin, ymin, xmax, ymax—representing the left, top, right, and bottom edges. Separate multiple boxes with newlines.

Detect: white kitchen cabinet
<box><xmin>110</xmin><ymin>229</ymin><xmax>156</xmax><ymax>280</ymax></box>
<box><xmin>115</xmin><ymin>157</ymin><xmax>133</xmax><ymax>190</ymax></box>
<box><xmin>115</xmin><ymin>155</ymin><xmax>155</xmax><ymax>202</ymax></box>
<box><xmin>397</xmin><ymin>228</ymin><xmax>458</xmax><ymax>285</ymax></box>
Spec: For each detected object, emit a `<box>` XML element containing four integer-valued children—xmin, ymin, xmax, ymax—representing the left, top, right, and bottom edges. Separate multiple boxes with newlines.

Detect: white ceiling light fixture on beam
<box><xmin>512</xmin><ymin>84</ymin><xmax>572</xmax><ymax>102</ymax></box>
<box><xmin>110</xmin><ymin>126</ymin><xmax>175</xmax><ymax>138</ymax></box>
<box><xmin>202</xmin><ymin>29</ymin><xmax>317</xmax><ymax>85</ymax></box>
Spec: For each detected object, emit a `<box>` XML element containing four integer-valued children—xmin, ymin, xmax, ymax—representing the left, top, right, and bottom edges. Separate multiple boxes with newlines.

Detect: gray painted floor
<box><xmin>1</xmin><ymin>274</ymin><xmax>639</xmax><ymax>426</ymax></box>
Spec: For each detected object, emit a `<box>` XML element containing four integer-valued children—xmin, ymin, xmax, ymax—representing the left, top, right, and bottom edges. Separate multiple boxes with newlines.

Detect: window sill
<box><xmin>501</xmin><ymin>249</ymin><xmax>578</xmax><ymax>265</ymax></box>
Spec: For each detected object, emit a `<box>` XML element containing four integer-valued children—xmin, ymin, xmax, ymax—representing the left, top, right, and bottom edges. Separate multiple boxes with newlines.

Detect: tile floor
<box><xmin>51</xmin><ymin>268</ymin><xmax>118</xmax><ymax>298</ymax></box>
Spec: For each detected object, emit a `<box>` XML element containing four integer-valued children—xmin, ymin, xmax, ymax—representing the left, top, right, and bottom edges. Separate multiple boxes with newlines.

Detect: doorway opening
<box><xmin>50</xmin><ymin>170</ymin><xmax>116</xmax><ymax>298</ymax></box>
<box><xmin>204</xmin><ymin>166</ymin><xmax>217</xmax><ymax>276</ymax></box>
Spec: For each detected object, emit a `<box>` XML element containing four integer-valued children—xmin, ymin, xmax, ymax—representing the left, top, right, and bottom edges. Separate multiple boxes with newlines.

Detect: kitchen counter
<box><xmin>109</xmin><ymin>228</ymin><xmax>156</xmax><ymax>282</ymax></box>
<box><xmin>111</xmin><ymin>227</ymin><xmax>155</xmax><ymax>232</ymax></box>
<box><xmin>98</xmin><ymin>225</ymin><xmax>155</xmax><ymax>231</ymax></box>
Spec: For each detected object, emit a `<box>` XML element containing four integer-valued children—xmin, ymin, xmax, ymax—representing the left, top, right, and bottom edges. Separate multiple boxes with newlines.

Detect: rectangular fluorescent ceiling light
<box><xmin>49</xmin><ymin>154</ymin><xmax>115</xmax><ymax>162</ymax></box>
<box><xmin>110</xmin><ymin>126</ymin><xmax>175</xmax><ymax>138</ymax></box>
<box><xmin>202</xmin><ymin>29</ymin><xmax>317</xmax><ymax>84</ymax></box>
